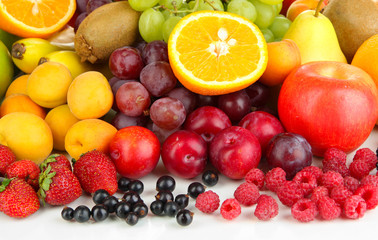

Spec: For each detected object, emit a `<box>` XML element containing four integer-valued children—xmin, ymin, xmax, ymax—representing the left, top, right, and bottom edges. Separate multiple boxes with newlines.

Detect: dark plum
<box><xmin>245</xmin><ymin>82</ymin><xmax>270</xmax><ymax>107</ymax></box>
<box><xmin>217</xmin><ymin>90</ymin><xmax>252</xmax><ymax>123</ymax></box>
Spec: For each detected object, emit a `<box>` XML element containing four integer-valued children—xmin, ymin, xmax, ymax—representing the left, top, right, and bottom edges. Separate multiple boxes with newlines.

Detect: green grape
<box><xmin>248</xmin><ymin>0</ymin><xmax>276</xmax><ymax>29</ymax></box>
<box><xmin>260</xmin><ymin>28</ymin><xmax>274</xmax><ymax>43</ymax></box>
<box><xmin>162</xmin><ymin>16</ymin><xmax>182</xmax><ymax>43</ymax></box>
<box><xmin>272</xmin><ymin>2</ymin><xmax>282</xmax><ymax>16</ymax></box>
<box><xmin>139</xmin><ymin>8</ymin><xmax>165</xmax><ymax>42</ymax></box>
<box><xmin>227</xmin><ymin>0</ymin><xmax>257</xmax><ymax>23</ymax></box>
<box><xmin>161</xmin><ymin>9</ymin><xmax>172</xmax><ymax>19</ymax></box>
<box><xmin>258</xmin><ymin>0</ymin><xmax>283</xmax><ymax>5</ymax></box>
<box><xmin>188</xmin><ymin>1</ymin><xmax>196</xmax><ymax>9</ymax></box>
<box><xmin>177</xmin><ymin>6</ymin><xmax>190</xmax><ymax>18</ymax></box>
<box><xmin>268</xmin><ymin>15</ymin><xmax>291</xmax><ymax>41</ymax></box>
<box><xmin>129</xmin><ymin>0</ymin><xmax>160</xmax><ymax>11</ymax></box>
<box><xmin>159</xmin><ymin>0</ymin><xmax>183</xmax><ymax>10</ymax></box>
<box><xmin>198</xmin><ymin>0</ymin><xmax>224</xmax><ymax>11</ymax></box>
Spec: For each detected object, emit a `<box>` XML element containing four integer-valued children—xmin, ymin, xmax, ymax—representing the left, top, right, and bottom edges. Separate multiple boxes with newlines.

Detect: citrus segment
<box><xmin>0</xmin><ymin>0</ymin><xmax>76</xmax><ymax>38</ymax></box>
<box><xmin>168</xmin><ymin>11</ymin><xmax>268</xmax><ymax>95</ymax></box>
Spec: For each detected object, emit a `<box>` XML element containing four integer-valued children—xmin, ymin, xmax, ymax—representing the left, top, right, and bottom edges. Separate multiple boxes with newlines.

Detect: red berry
<box><xmin>301</xmin><ymin>166</ymin><xmax>323</xmax><ymax>183</ymax></box>
<box><xmin>360</xmin><ymin>175</ymin><xmax>378</xmax><ymax>187</ymax></box>
<box><xmin>317</xmin><ymin>196</ymin><xmax>341</xmax><ymax>220</ymax></box>
<box><xmin>343</xmin><ymin>195</ymin><xmax>367</xmax><ymax>219</ymax></box>
<box><xmin>310</xmin><ymin>186</ymin><xmax>329</xmax><ymax>205</ymax></box>
<box><xmin>40</xmin><ymin>154</ymin><xmax>72</xmax><ymax>171</ymax></box>
<box><xmin>0</xmin><ymin>145</ymin><xmax>16</xmax><ymax>176</ymax></box>
<box><xmin>322</xmin><ymin>148</ymin><xmax>350</xmax><ymax>177</ymax></box>
<box><xmin>195</xmin><ymin>190</ymin><xmax>220</xmax><ymax>214</ymax></box>
<box><xmin>343</xmin><ymin>176</ymin><xmax>360</xmax><ymax>193</ymax></box>
<box><xmin>349</xmin><ymin>148</ymin><xmax>377</xmax><ymax>180</ymax></box>
<box><xmin>265</xmin><ymin>167</ymin><xmax>286</xmax><ymax>192</ymax></box>
<box><xmin>354</xmin><ymin>184</ymin><xmax>378</xmax><ymax>210</ymax></box>
<box><xmin>220</xmin><ymin>198</ymin><xmax>241</xmax><ymax>220</ymax></box>
<box><xmin>276</xmin><ymin>181</ymin><xmax>304</xmax><ymax>207</ymax></box>
<box><xmin>330</xmin><ymin>185</ymin><xmax>353</xmax><ymax>206</ymax></box>
<box><xmin>5</xmin><ymin>159</ymin><xmax>40</xmax><ymax>190</ymax></box>
<box><xmin>254</xmin><ymin>194</ymin><xmax>279</xmax><ymax>221</ymax></box>
<box><xmin>320</xmin><ymin>171</ymin><xmax>343</xmax><ymax>190</ymax></box>
<box><xmin>244</xmin><ymin>168</ymin><xmax>265</xmax><ymax>190</ymax></box>
<box><xmin>293</xmin><ymin>170</ymin><xmax>318</xmax><ymax>196</ymax></box>
<box><xmin>291</xmin><ymin>198</ymin><xmax>318</xmax><ymax>222</ymax></box>
<box><xmin>324</xmin><ymin>148</ymin><xmax>347</xmax><ymax>165</ymax></box>
<box><xmin>234</xmin><ymin>182</ymin><xmax>260</xmax><ymax>206</ymax></box>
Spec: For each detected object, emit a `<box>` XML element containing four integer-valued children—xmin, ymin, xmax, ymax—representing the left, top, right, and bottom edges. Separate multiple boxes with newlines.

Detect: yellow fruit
<box><xmin>44</xmin><ymin>104</ymin><xmax>80</xmax><ymax>151</ymax></box>
<box><xmin>67</xmin><ymin>71</ymin><xmax>113</xmax><ymax>119</ymax></box>
<box><xmin>168</xmin><ymin>11</ymin><xmax>268</xmax><ymax>95</ymax></box>
<box><xmin>0</xmin><ymin>112</ymin><xmax>53</xmax><ymax>164</ymax></box>
<box><xmin>5</xmin><ymin>74</ymin><xmax>29</xmax><ymax>98</ymax></box>
<box><xmin>65</xmin><ymin>118</ymin><xmax>117</xmax><ymax>160</ymax></box>
<box><xmin>39</xmin><ymin>50</ymin><xmax>94</xmax><ymax>79</ymax></box>
<box><xmin>11</xmin><ymin>38</ymin><xmax>60</xmax><ymax>73</ymax></box>
<box><xmin>0</xmin><ymin>93</ymin><xmax>46</xmax><ymax>118</ymax></box>
<box><xmin>27</xmin><ymin>61</ymin><xmax>73</xmax><ymax>108</ymax></box>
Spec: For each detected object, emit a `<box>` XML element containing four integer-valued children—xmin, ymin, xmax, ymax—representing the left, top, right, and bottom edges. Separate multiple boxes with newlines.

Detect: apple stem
<box><xmin>314</xmin><ymin>0</ymin><xmax>324</xmax><ymax>17</ymax></box>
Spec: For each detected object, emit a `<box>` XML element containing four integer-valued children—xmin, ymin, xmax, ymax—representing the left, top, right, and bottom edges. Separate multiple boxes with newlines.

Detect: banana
<box><xmin>11</xmin><ymin>38</ymin><xmax>60</xmax><ymax>73</ymax></box>
<box><xmin>39</xmin><ymin>50</ymin><xmax>94</xmax><ymax>79</ymax></box>
<box><xmin>0</xmin><ymin>41</ymin><xmax>14</xmax><ymax>98</ymax></box>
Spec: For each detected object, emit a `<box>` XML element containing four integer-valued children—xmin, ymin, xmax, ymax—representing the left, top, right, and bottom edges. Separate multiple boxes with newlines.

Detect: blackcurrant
<box><xmin>164</xmin><ymin>201</ymin><xmax>179</xmax><ymax>217</ymax></box>
<box><xmin>92</xmin><ymin>189</ymin><xmax>110</xmax><ymax>205</ymax></box>
<box><xmin>128</xmin><ymin>180</ymin><xmax>144</xmax><ymax>195</ymax></box>
<box><xmin>115</xmin><ymin>201</ymin><xmax>131</xmax><ymax>219</ymax></box>
<box><xmin>176</xmin><ymin>209</ymin><xmax>193</xmax><ymax>226</ymax></box>
<box><xmin>155</xmin><ymin>190</ymin><xmax>174</xmax><ymax>203</ymax></box>
<box><xmin>150</xmin><ymin>200</ymin><xmax>165</xmax><ymax>216</ymax></box>
<box><xmin>132</xmin><ymin>202</ymin><xmax>148</xmax><ymax>218</ymax></box>
<box><xmin>175</xmin><ymin>194</ymin><xmax>189</xmax><ymax>209</ymax></box>
<box><xmin>61</xmin><ymin>206</ymin><xmax>74</xmax><ymax>221</ymax></box>
<box><xmin>122</xmin><ymin>191</ymin><xmax>141</xmax><ymax>206</ymax></box>
<box><xmin>74</xmin><ymin>205</ymin><xmax>91</xmax><ymax>223</ymax></box>
<box><xmin>187</xmin><ymin>182</ymin><xmax>205</xmax><ymax>199</ymax></box>
<box><xmin>125</xmin><ymin>212</ymin><xmax>139</xmax><ymax>226</ymax></box>
<box><xmin>103</xmin><ymin>196</ymin><xmax>119</xmax><ymax>213</ymax></box>
<box><xmin>202</xmin><ymin>170</ymin><xmax>219</xmax><ymax>187</ymax></box>
<box><xmin>91</xmin><ymin>205</ymin><xmax>109</xmax><ymax>222</ymax></box>
<box><xmin>118</xmin><ymin>177</ymin><xmax>132</xmax><ymax>192</ymax></box>
<box><xmin>156</xmin><ymin>175</ymin><xmax>176</xmax><ymax>192</ymax></box>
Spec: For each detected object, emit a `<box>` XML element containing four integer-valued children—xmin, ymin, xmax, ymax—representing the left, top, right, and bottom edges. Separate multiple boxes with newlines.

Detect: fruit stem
<box><xmin>204</xmin><ymin>0</ymin><xmax>221</xmax><ymax>10</ymax></box>
<box><xmin>314</xmin><ymin>0</ymin><xmax>324</xmax><ymax>17</ymax></box>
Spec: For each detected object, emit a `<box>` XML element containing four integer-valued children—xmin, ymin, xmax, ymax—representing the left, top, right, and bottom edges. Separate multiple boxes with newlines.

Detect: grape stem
<box><xmin>314</xmin><ymin>0</ymin><xmax>324</xmax><ymax>17</ymax></box>
<box><xmin>155</xmin><ymin>0</ymin><xmax>220</xmax><ymax>15</ymax></box>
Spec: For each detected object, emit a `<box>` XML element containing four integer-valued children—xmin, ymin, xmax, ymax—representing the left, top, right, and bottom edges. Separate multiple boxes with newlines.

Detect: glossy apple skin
<box><xmin>161</xmin><ymin>130</ymin><xmax>207</xmax><ymax>179</ymax></box>
<box><xmin>108</xmin><ymin>126</ymin><xmax>161</xmax><ymax>179</ymax></box>
<box><xmin>278</xmin><ymin>61</ymin><xmax>378</xmax><ymax>157</ymax></box>
<box><xmin>209</xmin><ymin>126</ymin><xmax>261</xmax><ymax>180</ymax></box>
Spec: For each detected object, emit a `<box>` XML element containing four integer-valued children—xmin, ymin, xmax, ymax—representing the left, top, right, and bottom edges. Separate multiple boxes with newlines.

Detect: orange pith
<box><xmin>0</xmin><ymin>0</ymin><xmax>76</xmax><ymax>38</ymax></box>
<box><xmin>168</xmin><ymin>11</ymin><xmax>268</xmax><ymax>96</ymax></box>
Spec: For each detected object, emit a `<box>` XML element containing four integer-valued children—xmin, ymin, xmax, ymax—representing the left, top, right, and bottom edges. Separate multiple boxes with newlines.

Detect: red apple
<box><xmin>278</xmin><ymin>61</ymin><xmax>378</xmax><ymax>157</ymax></box>
<box><xmin>108</xmin><ymin>126</ymin><xmax>160</xmax><ymax>179</ymax></box>
<box><xmin>280</xmin><ymin>0</ymin><xmax>297</xmax><ymax>16</ymax></box>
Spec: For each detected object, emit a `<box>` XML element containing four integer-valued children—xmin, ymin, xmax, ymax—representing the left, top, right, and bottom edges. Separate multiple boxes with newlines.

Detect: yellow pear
<box><xmin>283</xmin><ymin>2</ymin><xmax>347</xmax><ymax>64</ymax></box>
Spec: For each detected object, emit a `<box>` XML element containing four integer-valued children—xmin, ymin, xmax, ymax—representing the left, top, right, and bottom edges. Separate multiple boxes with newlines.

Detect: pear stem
<box><xmin>314</xmin><ymin>0</ymin><xmax>324</xmax><ymax>17</ymax></box>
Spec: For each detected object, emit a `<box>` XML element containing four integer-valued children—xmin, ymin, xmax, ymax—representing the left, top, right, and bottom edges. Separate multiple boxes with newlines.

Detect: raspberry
<box><xmin>234</xmin><ymin>182</ymin><xmax>260</xmax><ymax>206</ymax></box>
<box><xmin>322</xmin><ymin>154</ymin><xmax>350</xmax><ymax>178</ymax></box>
<box><xmin>291</xmin><ymin>198</ymin><xmax>318</xmax><ymax>222</ymax></box>
<box><xmin>245</xmin><ymin>168</ymin><xmax>265</xmax><ymax>190</ymax></box>
<box><xmin>293</xmin><ymin>170</ymin><xmax>318</xmax><ymax>196</ymax></box>
<box><xmin>301</xmin><ymin>166</ymin><xmax>323</xmax><ymax>183</ymax></box>
<box><xmin>360</xmin><ymin>175</ymin><xmax>378</xmax><ymax>187</ymax></box>
<box><xmin>324</xmin><ymin>148</ymin><xmax>347</xmax><ymax>165</ymax></box>
<box><xmin>310</xmin><ymin>186</ymin><xmax>329</xmax><ymax>205</ymax></box>
<box><xmin>254</xmin><ymin>194</ymin><xmax>279</xmax><ymax>221</ymax></box>
<box><xmin>343</xmin><ymin>195</ymin><xmax>366</xmax><ymax>219</ymax></box>
<box><xmin>317</xmin><ymin>196</ymin><xmax>341</xmax><ymax>220</ymax></box>
<box><xmin>276</xmin><ymin>181</ymin><xmax>304</xmax><ymax>207</ymax></box>
<box><xmin>354</xmin><ymin>185</ymin><xmax>378</xmax><ymax>210</ymax></box>
<box><xmin>220</xmin><ymin>198</ymin><xmax>241</xmax><ymax>220</ymax></box>
<box><xmin>265</xmin><ymin>167</ymin><xmax>286</xmax><ymax>192</ymax></box>
<box><xmin>195</xmin><ymin>190</ymin><xmax>220</xmax><ymax>213</ymax></box>
<box><xmin>320</xmin><ymin>171</ymin><xmax>343</xmax><ymax>190</ymax></box>
<box><xmin>330</xmin><ymin>185</ymin><xmax>353</xmax><ymax>206</ymax></box>
<box><xmin>343</xmin><ymin>176</ymin><xmax>360</xmax><ymax>193</ymax></box>
<box><xmin>349</xmin><ymin>148</ymin><xmax>377</xmax><ymax>180</ymax></box>
<box><xmin>353</xmin><ymin>148</ymin><xmax>377</xmax><ymax>166</ymax></box>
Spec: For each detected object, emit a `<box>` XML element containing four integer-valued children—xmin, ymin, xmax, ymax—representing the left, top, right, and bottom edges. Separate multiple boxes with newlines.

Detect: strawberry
<box><xmin>0</xmin><ymin>178</ymin><xmax>40</xmax><ymax>218</ymax></box>
<box><xmin>73</xmin><ymin>150</ymin><xmax>118</xmax><ymax>195</ymax></box>
<box><xmin>38</xmin><ymin>164</ymin><xmax>82</xmax><ymax>206</ymax></box>
<box><xmin>40</xmin><ymin>154</ymin><xmax>72</xmax><ymax>172</ymax></box>
<box><xmin>0</xmin><ymin>145</ymin><xmax>16</xmax><ymax>176</ymax></box>
<box><xmin>5</xmin><ymin>159</ymin><xmax>40</xmax><ymax>190</ymax></box>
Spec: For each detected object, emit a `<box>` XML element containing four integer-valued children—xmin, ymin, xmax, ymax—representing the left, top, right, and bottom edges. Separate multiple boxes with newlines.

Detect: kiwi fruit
<box><xmin>74</xmin><ymin>1</ymin><xmax>141</xmax><ymax>64</ymax></box>
<box><xmin>323</xmin><ymin>0</ymin><xmax>378</xmax><ymax>62</ymax></box>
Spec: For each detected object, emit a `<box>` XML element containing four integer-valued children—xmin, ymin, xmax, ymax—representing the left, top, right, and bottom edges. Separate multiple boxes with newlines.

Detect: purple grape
<box><xmin>152</xmin><ymin>123</ymin><xmax>180</xmax><ymax>144</ymax></box>
<box><xmin>115</xmin><ymin>82</ymin><xmax>151</xmax><ymax>117</ymax></box>
<box><xmin>76</xmin><ymin>0</ymin><xmax>89</xmax><ymax>13</ymax></box>
<box><xmin>111</xmin><ymin>79</ymin><xmax>136</xmax><ymax>111</ymax></box>
<box><xmin>165</xmin><ymin>87</ymin><xmax>197</xmax><ymax>114</ymax></box>
<box><xmin>217</xmin><ymin>90</ymin><xmax>251</xmax><ymax>123</ymax></box>
<box><xmin>112</xmin><ymin>112</ymin><xmax>149</xmax><ymax>130</ymax></box>
<box><xmin>197</xmin><ymin>95</ymin><xmax>218</xmax><ymax>107</ymax></box>
<box><xmin>142</xmin><ymin>40</ymin><xmax>169</xmax><ymax>65</ymax></box>
<box><xmin>109</xmin><ymin>47</ymin><xmax>144</xmax><ymax>80</ymax></box>
<box><xmin>140</xmin><ymin>61</ymin><xmax>177</xmax><ymax>97</ymax></box>
<box><xmin>245</xmin><ymin>82</ymin><xmax>270</xmax><ymax>107</ymax></box>
<box><xmin>86</xmin><ymin>0</ymin><xmax>112</xmax><ymax>14</ymax></box>
<box><xmin>150</xmin><ymin>97</ymin><xmax>186</xmax><ymax>130</ymax></box>
<box><xmin>265</xmin><ymin>132</ymin><xmax>313</xmax><ymax>179</ymax></box>
<box><xmin>74</xmin><ymin>12</ymin><xmax>88</xmax><ymax>32</ymax></box>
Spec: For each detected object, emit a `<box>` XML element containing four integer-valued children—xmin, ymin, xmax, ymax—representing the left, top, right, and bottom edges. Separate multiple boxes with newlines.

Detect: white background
<box><xmin>1</xmin><ymin>127</ymin><xmax>377</xmax><ymax>240</ymax></box>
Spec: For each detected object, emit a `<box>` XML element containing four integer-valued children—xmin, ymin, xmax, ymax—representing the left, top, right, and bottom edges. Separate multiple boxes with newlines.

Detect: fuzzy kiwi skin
<box><xmin>323</xmin><ymin>0</ymin><xmax>378</xmax><ymax>62</ymax></box>
<box><xmin>74</xmin><ymin>1</ymin><xmax>141</xmax><ymax>64</ymax></box>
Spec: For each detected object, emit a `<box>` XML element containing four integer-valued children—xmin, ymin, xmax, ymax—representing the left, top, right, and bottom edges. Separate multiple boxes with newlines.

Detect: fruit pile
<box><xmin>0</xmin><ymin>0</ymin><xmax>378</xmax><ymax>228</ymax></box>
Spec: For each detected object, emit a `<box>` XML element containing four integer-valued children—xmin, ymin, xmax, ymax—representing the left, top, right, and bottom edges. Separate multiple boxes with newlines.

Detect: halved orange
<box><xmin>168</xmin><ymin>11</ymin><xmax>268</xmax><ymax>96</ymax></box>
<box><xmin>0</xmin><ymin>0</ymin><xmax>76</xmax><ymax>38</ymax></box>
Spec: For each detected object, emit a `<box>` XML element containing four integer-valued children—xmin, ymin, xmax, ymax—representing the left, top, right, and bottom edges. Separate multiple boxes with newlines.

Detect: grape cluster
<box><xmin>128</xmin><ymin>0</ymin><xmax>292</xmax><ymax>43</ymax></box>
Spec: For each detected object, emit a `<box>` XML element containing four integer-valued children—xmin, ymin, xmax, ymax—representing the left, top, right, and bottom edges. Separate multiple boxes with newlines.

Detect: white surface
<box><xmin>1</xmin><ymin>127</ymin><xmax>378</xmax><ymax>240</ymax></box>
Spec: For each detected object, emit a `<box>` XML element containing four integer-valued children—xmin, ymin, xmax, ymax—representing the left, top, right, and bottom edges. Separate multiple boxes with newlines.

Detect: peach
<box><xmin>44</xmin><ymin>104</ymin><xmax>80</xmax><ymax>151</ymax></box>
<box><xmin>5</xmin><ymin>74</ymin><xmax>29</xmax><ymax>98</ymax></box>
<box><xmin>286</xmin><ymin>0</ymin><xmax>326</xmax><ymax>21</ymax></box>
<box><xmin>259</xmin><ymin>39</ymin><xmax>301</xmax><ymax>87</ymax></box>
<box><xmin>0</xmin><ymin>112</ymin><xmax>53</xmax><ymax>164</ymax></box>
<box><xmin>0</xmin><ymin>93</ymin><xmax>47</xmax><ymax>118</ymax></box>
<box><xmin>65</xmin><ymin>118</ymin><xmax>117</xmax><ymax>160</ymax></box>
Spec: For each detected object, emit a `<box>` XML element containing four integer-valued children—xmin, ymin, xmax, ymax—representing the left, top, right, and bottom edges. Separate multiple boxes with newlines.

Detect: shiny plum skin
<box><xmin>209</xmin><ymin>126</ymin><xmax>261</xmax><ymax>180</ymax></box>
<box><xmin>162</xmin><ymin>130</ymin><xmax>207</xmax><ymax>179</ymax></box>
